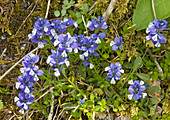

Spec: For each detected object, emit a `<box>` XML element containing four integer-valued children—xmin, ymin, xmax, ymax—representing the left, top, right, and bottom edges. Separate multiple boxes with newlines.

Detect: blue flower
<box><xmin>153</xmin><ymin>19</ymin><xmax>168</xmax><ymax>31</ymax></box>
<box><xmin>28</xmin><ymin>17</ymin><xmax>51</xmax><ymax>47</ymax></box>
<box><xmin>87</xmin><ymin>16</ymin><xmax>108</xmax><ymax>31</ymax></box>
<box><xmin>83</xmin><ymin>61</ymin><xmax>94</xmax><ymax>69</ymax></box>
<box><xmin>79</xmin><ymin>34</ymin><xmax>99</xmax><ymax>62</ymax></box>
<box><xmin>105</xmin><ymin>62</ymin><xmax>124</xmax><ymax>84</ymax></box>
<box><xmin>63</xmin><ymin>18</ymin><xmax>78</xmax><ymax>28</ymax></box>
<box><xmin>110</xmin><ymin>37</ymin><xmax>124</xmax><ymax>51</ymax></box>
<box><xmin>46</xmin><ymin>49</ymin><xmax>70</xmax><ymax>77</ymax></box>
<box><xmin>56</xmin><ymin>33</ymin><xmax>73</xmax><ymax>57</ymax></box>
<box><xmin>21</xmin><ymin>53</ymin><xmax>43</xmax><ymax>80</ymax></box>
<box><xmin>80</xmin><ymin>99</ymin><xmax>85</xmax><ymax>105</ymax></box>
<box><xmin>16</xmin><ymin>75</ymin><xmax>34</xmax><ymax>93</ymax></box>
<box><xmin>128</xmin><ymin>80</ymin><xmax>147</xmax><ymax>100</ymax></box>
<box><xmin>15</xmin><ymin>53</ymin><xmax>43</xmax><ymax>114</ymax></box>
<box><xmin>14</xmin><ymin>91</ymin><xmax>34</xmax><ymax>114</ymax></box>
<box><xmin>145</xmin><ymin>19</ymin><xmax>168</xmax><ymax>47</ymax></box>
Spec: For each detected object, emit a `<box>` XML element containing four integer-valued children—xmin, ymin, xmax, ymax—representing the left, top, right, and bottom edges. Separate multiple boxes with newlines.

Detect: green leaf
<box><xmin>76</xmin><ymin>12</ymin><xmax>81</xmax><ymax>18</ymax></box>
<box><xmin>93</xmin><ymin>106</ymin><xmax>101</xmax><ymax>112</ymax></box>
<box><xmin>133</xmin><ymin>56</ymin><xmax>142</xmax><ymax>72</ymax></box>
<box><xmin>103</xmin><ymin>53</ymin><xmax>109</xmax><ymax>59</ymax></box>
<box><xmin>136</xmin><ymin>73</ymin><xmax>150</xmax><ymax>81</ymax></box>
<box><xmin>113</xmin><ymin>108</ymin><xmax>118</xmax><ymax>112</ymax></box>
<box><xmin>154</xmin><ymin>0</ymin><xmax>170</xmax><ymax>19</ymax></box>
<box><xmin>85</xmin><ymin>100</ymin><xmax>94</xmax><ymax>108</ymax></box>
<box><xmin>77</xmin><ymin>17</ymin><xmax>82</xmax><ymax>24</ymax></box>
<box><xmin>54</xmin><ymin>10</ymin><xmax>60</xmax><ymax>17</ymax></box>
<box><xmin>0</xmin><ymin>100</ymin><xmax>3</xmax><ymax>110</ymax></box>
<box><xmin>150</xmin><ymin>97</ymin><xmax>159</xmax><ymax>104</ymax></box>
<box><xmin>165</xmin><ymin>51</ymin><xmax>170</xmax><ymax>59</ymax></box>
<box><xmin>63</xmin><ymin>0</ymin><xmax>68</xmax><ymax>4</ymax></box>
<box><xmin>71</xmin><ymin>111</ymin><xmax>80</xmax><ymax>118</ymax></box>
<box><xmin>53</xmin><ymin>91</ymin><xmax>59</xmax><ymax>96</ymax></box>
<box><xmin>82</xmin><ymin>3</ymin><xmax>89</xmax><ymax>14</ymax></box>
<box><xmin>147</xmin><ymin>86</ymin><xmax>160</xmax><ymax>93</ymax></box>
<box><xmin>90</xmin><ymin>94</ymin><xmax>94</xmax><ymax>100</ymax></box>
<box><xmin>61</xmin><ymin>9</ymin><xmax>66</xmax><ymax>16</ymax></box>
<box><xmin>123</xmin><ymin>62</ymin><xmax>132</xmax><ymax>69</ymax></box>
<box><xmin>68</xmin><ymin>10</ymin><xmax>76</xmax><ymax>19</ymax></box>
<box><xmin>114</xmin><ymin>100</ymin><xmax>119</xmax><ymax>108</ymax></box>
<box><xmin>133</xmin><ymin>0</ymin><xmax>170</xmax><ymax>31</ymax></box>
<box><xmin>100</xmin><ymin>99</ymin><xmax>106</xmax><ymax>106</ymax></box>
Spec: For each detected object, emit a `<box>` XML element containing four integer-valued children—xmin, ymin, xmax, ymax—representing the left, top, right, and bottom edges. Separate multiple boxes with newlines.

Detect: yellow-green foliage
<box><xmin>97</xmin><ymin>0</ymin><xmax>109</xmax><ymax>15</ymax></box>
<box><xmin>75</xmin><ymin>0</ymin><xmax>87</xmax><ymax>8</ymax></box>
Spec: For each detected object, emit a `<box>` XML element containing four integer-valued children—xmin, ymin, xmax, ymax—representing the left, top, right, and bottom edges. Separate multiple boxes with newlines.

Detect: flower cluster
<box><xmin>46</xmin><ymin>49</ymin><xmax>69</xmax><ymax>77</ymax></box>
<box><xmin>45</xmin><ymin>16</ymin><xmax>107</xmax><ymax>74</ymax></box>
<box><xmin>145</xmin><ymin>19</ymin><xmax>168</xmax><ymax>47</ymax></box>
<box><xmin>110</xmin><ymin>37</ymin><xmax>124</xmax><ymax>51</ymax></box>
<box><xmin>14</xmin><ymin>53</ymin><xmax>43</xmax><ymax>114</ymax></box>
<box><xmin>28</xmin><ymin>17</ymin><xmax>78</xmax><ymax>48</ymax></box>
<box><xmin>105</xmin><ymin>62</ymin><xmax>124</xmax><ymax>84</ymax></box>
<box><xmin>87</xmin><ymin>16</ymin><xmax>108</xmax><ymax>31</ymax></box>
<box><xmin>128</xmin><ymin>80</ymin><xmax>147</xmax><ymax>100</ymax></box>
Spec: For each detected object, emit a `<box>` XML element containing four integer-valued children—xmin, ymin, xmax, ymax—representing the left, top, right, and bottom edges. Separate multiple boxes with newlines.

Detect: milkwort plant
<box><xmin>14</xmin><ymin>53</ymin><xmax>43</xmax><ymax>114</ymax></box>
<box><xmin>14</xmin><ymin>15</ymin><xmax>150</xmax><ymax>117</ymax></box>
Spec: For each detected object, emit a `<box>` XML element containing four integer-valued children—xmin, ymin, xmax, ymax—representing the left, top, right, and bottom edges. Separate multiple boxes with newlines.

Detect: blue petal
<box><xmin>98</xmin><ymin>33</ymin><xmax>106</xmax><ymax>38</ymax></box>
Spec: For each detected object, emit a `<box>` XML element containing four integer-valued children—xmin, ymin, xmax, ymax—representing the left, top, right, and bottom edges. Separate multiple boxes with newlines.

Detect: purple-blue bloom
<box><xmin>56</xmin><ymin>33</ymin><xmax>73</xmax><ymax>57</ymax></box>
<box><xmin>14</xmin><ymin>91</ymin><xmax>34</xmax><ymax>114</ymax></box>
<box><xmin>128</xmin><ymin>80</ymin><xmax>147</xmax><ymax>100</ymax></box>
<box><xmin>110</xmin><ymin>37</ymin><xmax>124</xmax><ymax>51</ymax></box>
<box><xmin>80</xmin><ymin>99</ymin><xmax>85</xmax><ymax>105</ymax></box>
<box><xmin>46</xmin><ymin>49</ymin><xmax>70</xmax><ymax>77</ymax></box>
<box><xmin>28</xmin><ymin>17</ymin><xmax>51</xmax><ymax>47</ymax></box>
<box><xmin>105</xmin><ymin>62</ymin><xmax>124</xmax><ymax>84</ymax></box>
<box><xmin>15</xmin><ymin>53</ymin><xmax>43</xmax><ymax>114</ymax></box>
<box><xmin>145</xmin><ymin>19</ymin><xmax>168</xmax><ymax>47</ymax></box>
<box><xmin>87</xmin><ymin>16</ymin><xmax>108</xmax><ymax>31</ymax></box>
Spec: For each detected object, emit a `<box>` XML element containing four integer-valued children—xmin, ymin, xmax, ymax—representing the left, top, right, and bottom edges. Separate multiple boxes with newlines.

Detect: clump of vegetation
<box><xmin>0</xmin><ymin>0</ymin><xmax>170</xmax><ymax>120</ymax></box>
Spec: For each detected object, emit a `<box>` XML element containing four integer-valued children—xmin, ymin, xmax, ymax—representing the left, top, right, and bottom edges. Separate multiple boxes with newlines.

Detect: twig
<box><xmin>152</xmin><ymin>0</ymin><xmax>156</xmax><ymax>19</ymax></box>
<box><xmin>111</xmin><ymin>22</ymin><xmax>120</xmax><ymax>37</ymax></box>
<box><xmin>34</xmin><ymin>87</ymin><xmax>54</xmax><ymax>103</ymax></box>
<box><xmin>93</xmin><ymin>100</ymin><xmax>95</xmax><ymax>120</ymax></box>
<box><xmin>118</xmin><ymin>16</ymin><xmax>132</xmax><ymax>28</ymax></box>
<box><xmin>88</xmin><ymin>1</ymin><xmax>97</xmax><ymax>12</ymax></box>
<box><xmin>15</xmin><ymin>0</ymin><xmax>39</xmax><ymax>36</ymax></box>
<box><xmin>9</xmin><ymin>115</ymin><xmax>16</xmax><ymax>120</ymax></box>
<box><xmin>103</xmin><ymin>0</ymin><xmax>117</xmax><ymax>21</ymax></box>
<box><xmin>82</xmin><ymin>15</ymin><xmax>88</xmax><ymax>36</ymax></box>
<box><xmin>48</xmin><ymin>89</ymin><xmax>55</xmax><ymax>120</ymax></box>
<box><xmin>148</xmin><ymin>49</ymin><xmax>163</xmax><ymax>77</ymax></box>
<box><xmin>45</xmin><ymin>0</ymin><xmax>51</xmax><ymax>19</ymax></box>
<box><xmin>0</xmin><ymin>48</ymin><xmax>7</xmax><ymax>60</ymax></box>
<box><xmin>56</xmin><ymin>109</ymin><xmax>64</xmax><ymax>120</ymax></box>
<box><xmin>53</xmin><ymin>105</ymin><xmax>59</xmax><ymax>120</ymax></box>
<box><xmin>0</xmin><ymin>47</ymin><xmax>38</xmax><ymax>81</ymax></box>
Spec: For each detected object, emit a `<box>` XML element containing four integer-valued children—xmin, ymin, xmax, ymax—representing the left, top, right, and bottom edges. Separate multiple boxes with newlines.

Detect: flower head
<box><xmin>128</xmin><ymin>80</ymin><xmax>147</xmax><ymax>100</ymax></box>
<box><xmin>110</xmin><ymin>37</ymin><xmax>124</xmax><ymax>51</ymax></box>
<box><xmin>28</xmin><ymin>17</ymin><xmax>51</xmax><ymax>45</ymax></box>
<box><xmin>14</xmin><ymin>92</ymin><xmax>34</xmax><ymax>114</ymax></box>
<box><xmin>87</xmin><ymin>16</ymin><xmax>108</xmax><ymax>31</ymax></box>
<box><xmin>145</xmin><ymin>19</ymin><xmax>167</xmax><ymax>47</ymax></box>
<box><xmin>105</xmin><ymin>62</ymin><xmax>124</xmax><ymax>84</ymax></box>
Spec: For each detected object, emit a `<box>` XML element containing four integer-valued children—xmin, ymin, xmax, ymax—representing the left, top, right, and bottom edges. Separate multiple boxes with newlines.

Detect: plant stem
<box><xmin>62</xmin><ymin>73</ymin><xmax>86</xmax><ymax>97</ymax></box>
<box><xmin>152</xmin><ymin>0</ymin><xmax>157</xmax><ymax>19</ymax></box>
